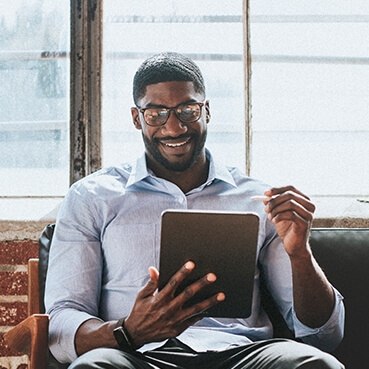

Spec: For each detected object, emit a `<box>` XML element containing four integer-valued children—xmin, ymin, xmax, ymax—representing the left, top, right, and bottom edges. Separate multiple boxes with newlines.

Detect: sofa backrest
<box><xmin>310</xmin><ymin>228</ymin><xmax>369</xmax><ymax>369</ymax></box>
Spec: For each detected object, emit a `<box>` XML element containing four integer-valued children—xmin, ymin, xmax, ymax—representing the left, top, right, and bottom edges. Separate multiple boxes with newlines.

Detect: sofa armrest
<box><xmin>4</xmin><ymin>314</ymin><xmax>49</xmax><ymax>369</ymax></box>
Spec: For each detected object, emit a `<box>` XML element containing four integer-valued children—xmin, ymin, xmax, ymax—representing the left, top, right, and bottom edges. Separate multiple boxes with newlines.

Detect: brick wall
<box><xmin>0</xmin><ymin>239</ymin><xmax>38</xmax><ymax>369</ymax></box>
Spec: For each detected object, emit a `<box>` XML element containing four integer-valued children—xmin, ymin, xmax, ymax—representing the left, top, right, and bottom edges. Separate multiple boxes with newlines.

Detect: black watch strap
<box><xmin>113</xmin><ymin>317</ymin><xmax>134</xmax><ymax>352</ymax></box>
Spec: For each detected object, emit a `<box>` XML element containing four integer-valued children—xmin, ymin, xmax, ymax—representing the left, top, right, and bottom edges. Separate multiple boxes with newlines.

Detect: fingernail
<box><xmin>185</xmin><ymin>261</ymin><xmax>195</xmax><ymax>269</ymax></box>
<box><xmin>207</xmin><ymin>273</ymin><xmax>217</xmax><ymax>282</ymax></box>
<box><xmin>217</xmin><ymin>293</ymin><xmax>226</xmax><ymax>301</ymax></box>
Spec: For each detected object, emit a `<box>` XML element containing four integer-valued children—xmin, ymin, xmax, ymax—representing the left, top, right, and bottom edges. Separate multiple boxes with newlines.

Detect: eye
<box><xmin>179</xmin><ymin>104</ymin><xmax>196</xmax><ymax>116</ymax></box>
<box><xmin>146</xmin><ymin>109</ymin><xmax>166</xmax><ymax>120</ymax></box>
<box><xmin>157</xmin><ymin>109</ymin><xmax>168</xmax><ymax>118</ymax></box>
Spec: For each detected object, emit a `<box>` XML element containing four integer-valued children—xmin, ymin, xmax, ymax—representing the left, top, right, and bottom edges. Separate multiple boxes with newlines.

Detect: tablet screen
<box><xmin>158</xmin><ymin>209</ymin><xmax>259</xmax><ymax>318</ymax></box>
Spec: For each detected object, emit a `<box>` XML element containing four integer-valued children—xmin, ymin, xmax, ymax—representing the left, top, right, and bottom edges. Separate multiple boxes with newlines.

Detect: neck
<box><xmin>147</xmin><ymin>155</ymin><xmax>209</xmax><ymax>194</ymax></box>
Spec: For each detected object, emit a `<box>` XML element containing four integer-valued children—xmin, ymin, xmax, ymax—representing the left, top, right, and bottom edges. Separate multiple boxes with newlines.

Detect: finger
<box><xmin>265</xmin><ymin>186</ymin><xmax>311</xmax><ymax>202</ymax></box>
<box><xmin>136</xmin><ymin>267</ymin><xmax>160</xmax><ymax>299</ymax></box>
<box><xmin>177</xmin><ymin>272</ymin><xmax>217</xmax><ymax>303</ymax></box>
<box><xmin>266</xmin><ymin>191</ymin><xmax>316</xmax><ymax>215</ymax></box>
<box><xmin>178</xmin><ymin>291</ymin><xmax>226</xmax><ymax>323</ymax></box>
<box><xmin>173</xmin><ymin>273</ymin><xmax>225</xmax><ymax>313</ymax></box>
<box><xmin>149</xmin><ymin>266</ymin><xmax>159</xmax><ymax>284</ymax></box>
<box><xmin>160</xmin><ymin>261</ymin><xmax>195</xmax><ymax>296</ymax></box>
<box><xmin>267</xmin><ymin>199</ymin><xmax>314</xmax><ymax>224</ymax></box>
<box><xmin>270</xmin><ymin>208</ymin><xmax>311</xmax><ymax>228</ymax></box>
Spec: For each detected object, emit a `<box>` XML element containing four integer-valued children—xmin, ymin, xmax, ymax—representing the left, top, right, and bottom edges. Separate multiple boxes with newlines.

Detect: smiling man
<box><xmin>45</xmin><ymin>52</ymin><xmax>345</xmax><ymax>369</ymax></box>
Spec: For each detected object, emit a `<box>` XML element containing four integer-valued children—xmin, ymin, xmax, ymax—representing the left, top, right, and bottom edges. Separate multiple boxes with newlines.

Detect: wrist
<box><xmin>287</xmin><ymin>242</ymin><xmax>313</xmax><ymax>260</ymax></box>
<box><xmin>113</xmin><ymin>317</ymin><xmax>136</xmax><ymax>352</ymax></box>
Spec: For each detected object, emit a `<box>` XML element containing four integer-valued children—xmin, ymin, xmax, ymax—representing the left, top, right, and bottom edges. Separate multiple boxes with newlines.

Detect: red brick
<box><xmin>0</xmin><ymin>302</ymin><xmax>27</xmax><ymax>326</ymax></box>
<box><xmin>0</xmin><ymin>272</ymin><xmax>28</xmax><ymax>295</ymax></box>
<box><xmin>0</xmin><ymin>240</ymin><xmax>38</xmax><ymax>264</ymax></box>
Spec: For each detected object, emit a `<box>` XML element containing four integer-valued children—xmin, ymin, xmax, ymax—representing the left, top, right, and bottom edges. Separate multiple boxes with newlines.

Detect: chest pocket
<box><xmin>102</xmin><ymin>223</ymin><xmax>158</xmax><ymax>287</ymax></box>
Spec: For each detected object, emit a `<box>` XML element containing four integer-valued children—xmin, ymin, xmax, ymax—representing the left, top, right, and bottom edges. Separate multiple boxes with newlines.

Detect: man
<box><xmin>45</xmin><ymin>52</ymin><xmax>345</xmax><ymax>369</ymax></box>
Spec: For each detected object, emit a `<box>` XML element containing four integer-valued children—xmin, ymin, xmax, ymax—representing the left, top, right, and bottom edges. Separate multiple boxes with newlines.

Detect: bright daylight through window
<box><xmin>1</xmin><ymin>0</ymin><xmax>368</xmax><ymax>204</ymax></box>
<box><xmin>0</xmin><ymin>0</ymin><xmax>70</xmax><ymax>197</ymax></box>
<box><xmin>250</xmin><ymin>1</ymin><xmax>369</xmax><ymax>197</ymax></box>
<box><xmin>102</xmin><ymin>0</ymin><xmax>246</xmax><ymax>173</ymax></box>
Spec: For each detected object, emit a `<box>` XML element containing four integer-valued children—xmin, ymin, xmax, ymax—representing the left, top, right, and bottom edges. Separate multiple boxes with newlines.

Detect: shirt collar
<box><xmin>206</xmin><ymin>149</ymin><xmax>237</xmax><ymax>188</ymax></box>
<box><xmin>126</xmin><ymin>153</ymin><xmax>151</xmax><ymax>188</ymax></box>
<box><xmin>126</xmin><ymin>149</ymin><xmax>237</xmax><ymax>189</ymax></box>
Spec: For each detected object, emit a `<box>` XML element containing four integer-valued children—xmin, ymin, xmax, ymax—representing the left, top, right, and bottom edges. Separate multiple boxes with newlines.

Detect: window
<box><xmin>1</xmin><ymin>0</ymin><xmax>368</xmax><ymax>210</ymax></box>
<box><xmin>102</xmin><ymin>0</ymin><xmax>246</xmax><ymax>171</ymax></box>
<box><xmin>0</xmin><ymin>0</ymin><xmax>70</xmax><ymax>197</ymax></box>
<box><xmin>250</xmin><ymin>1</ymin><xmax>369</xmax><ymax>196</ymax></box>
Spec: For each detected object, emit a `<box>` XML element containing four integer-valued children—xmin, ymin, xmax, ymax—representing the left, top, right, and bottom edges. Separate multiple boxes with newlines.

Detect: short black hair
<box><xmin>133</xmin><ymin>52</ymin><xmax>206</xmax><ymax>106</ymax></box>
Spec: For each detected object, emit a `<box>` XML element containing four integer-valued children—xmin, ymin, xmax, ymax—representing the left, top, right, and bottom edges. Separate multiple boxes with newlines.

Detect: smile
<box><xmin>162</xmin><ymin>137</ymin><xmax>191</xmax><ymax>148</ymax></box>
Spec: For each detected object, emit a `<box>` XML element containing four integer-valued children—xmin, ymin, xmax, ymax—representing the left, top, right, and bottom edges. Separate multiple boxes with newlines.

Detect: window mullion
<box><xmin>243</xmin><ymin>0</ymin><xmax>252</xmax><ymax>177</ymax></box>
<box><xmin>70</xmin><ymin>0</ymin><xmax>102</xmax><ymax>185</ymax></box>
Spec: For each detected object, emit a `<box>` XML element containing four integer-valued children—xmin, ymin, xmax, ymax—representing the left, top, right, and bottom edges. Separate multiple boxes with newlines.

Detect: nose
<box><xmin>161</xmin><ymin>110</ymin><xmax>188</xmax><ymax>136</ymax></box>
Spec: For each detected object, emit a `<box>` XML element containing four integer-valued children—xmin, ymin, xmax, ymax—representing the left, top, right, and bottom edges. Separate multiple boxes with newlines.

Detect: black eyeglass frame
<box><xmin>137</xmin><ymin>101</ymin><xmax>205</xmax><ymax>127</ymax></box>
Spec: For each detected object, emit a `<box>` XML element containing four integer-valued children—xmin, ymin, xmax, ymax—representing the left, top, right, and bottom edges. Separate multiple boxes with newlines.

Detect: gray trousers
<box><xmin>69</xmin><ymin>338</ymin><xmax>345</xmax><ymax>369</ymax></box>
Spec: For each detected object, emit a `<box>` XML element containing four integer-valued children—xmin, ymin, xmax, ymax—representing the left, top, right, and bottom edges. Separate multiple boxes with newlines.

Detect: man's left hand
<box><xmin>263</xmin><ymin>186</ymin><xmax>316</xmax><ymax>257</ymax></box>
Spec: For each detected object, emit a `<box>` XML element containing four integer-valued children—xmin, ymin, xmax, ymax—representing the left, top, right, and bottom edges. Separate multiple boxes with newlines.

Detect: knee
<box><xmin>297</xmin><ymin>352</ymin><xmax>345</xmax><ymax>369</ymax></box>
<box><xmin>283</xmin><ymin>341</ymin><xmax>345</xmax><ymax>369</ymax></box>
<box><xmin>266</xmin><ymin>340</ymin><xmax>345</xmax><ymax>369</ymax></box>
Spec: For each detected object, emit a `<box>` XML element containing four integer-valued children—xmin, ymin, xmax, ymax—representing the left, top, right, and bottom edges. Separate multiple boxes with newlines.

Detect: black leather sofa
<box><xmin>297</xmin><ymin>228</ymin><xmax>369</xmax><ymax>368</ymax></box>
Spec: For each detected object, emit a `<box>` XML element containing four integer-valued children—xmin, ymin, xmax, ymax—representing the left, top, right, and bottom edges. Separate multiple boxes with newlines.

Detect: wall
<box><xmin>0</xmin><ymin>222</ymin><xmax>48</xmax><ymax>369</ymax></box>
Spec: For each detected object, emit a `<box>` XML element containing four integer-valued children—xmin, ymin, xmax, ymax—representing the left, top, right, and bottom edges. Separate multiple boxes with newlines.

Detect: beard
<box><xmin>142</xmin><ymin>130</ymin><xmax>207</xmax><ymax>172</ymax></box>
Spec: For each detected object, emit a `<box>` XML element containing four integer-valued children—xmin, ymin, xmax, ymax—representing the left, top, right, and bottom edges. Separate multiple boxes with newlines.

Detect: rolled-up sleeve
<box><xmin>260</xmin><ymin>227</ymin><xmax>345</xmax><ymax>352</ymax></box>
<box><xmin>293</xmin><ymin>287</ymin><xmax>345</xmax><ymax>352</ymax></box>
<box><xmin>45</xmin><ymin>184</ymin><xmax>103</xmax><ymax>363</ymax></box>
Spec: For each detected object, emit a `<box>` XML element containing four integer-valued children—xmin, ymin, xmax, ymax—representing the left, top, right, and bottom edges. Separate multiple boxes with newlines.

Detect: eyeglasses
<box><xmin>138</xmin><ymin>102</ymin><xmax>205</xmax><ymax>127</ymax></box>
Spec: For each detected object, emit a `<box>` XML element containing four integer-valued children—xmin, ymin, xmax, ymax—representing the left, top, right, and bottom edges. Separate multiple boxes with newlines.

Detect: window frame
<box><xmin>70</xmin><ymin>0</ymin><xmax>103</xmax><ymax>185</ymax></box>
<box><xmin>71</xmin><ymin>0</ymin><xmax>251</xmax><ymax>184</ymax></box>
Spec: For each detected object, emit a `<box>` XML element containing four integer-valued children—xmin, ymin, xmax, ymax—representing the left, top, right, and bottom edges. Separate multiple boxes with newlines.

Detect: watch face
<box><xmin>114</xmin><ymin>325</ymin><xmax>132</xmax><ymax>351</ymax></box>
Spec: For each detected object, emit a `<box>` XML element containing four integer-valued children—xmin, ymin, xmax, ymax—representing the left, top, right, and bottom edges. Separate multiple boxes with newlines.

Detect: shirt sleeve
<box><xmin>292</xmin><ymin>287</ymin><xmax>344</xmax><ymax>352</ymax></box>
<box><xmin>259</xmin><ymin>224</ymin><xmax>345</xmax><ymax>352</ymax></box>
<box><xmin>45</xmin><ymin>182</ymin><xmax>103</xmax><ymax>363</ymax></box>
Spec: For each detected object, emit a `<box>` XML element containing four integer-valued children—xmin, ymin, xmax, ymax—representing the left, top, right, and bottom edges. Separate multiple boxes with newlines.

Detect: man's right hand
<box><xmin>123</xmin><ymin>261</ymin><xmax>225</xmax><ymax>348</ymax></box>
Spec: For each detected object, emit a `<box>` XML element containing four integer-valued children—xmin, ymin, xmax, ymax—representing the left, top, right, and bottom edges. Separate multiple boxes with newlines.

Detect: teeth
<box><xmin>166</xmin><ymin>142</ymin><xmax>185</xmax><ymax>147</ymax></box>
<box><xmin>164</xmin><ymin>138</ymin><xmax>190</xmax><ymax>147</ymax></box>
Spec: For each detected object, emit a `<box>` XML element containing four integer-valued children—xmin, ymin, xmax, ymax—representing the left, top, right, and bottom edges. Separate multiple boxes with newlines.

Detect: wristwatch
<box><xmin>113</xmin><ymin>317</ymin><xmax>134</xmax><ymax>352</ymax></box>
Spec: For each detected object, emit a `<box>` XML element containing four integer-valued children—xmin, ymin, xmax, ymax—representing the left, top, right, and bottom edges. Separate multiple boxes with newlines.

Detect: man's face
<box><xmin>132</xmin><ymin>81</ymin><xmax>210</xmax><ymax>173</ymax></box>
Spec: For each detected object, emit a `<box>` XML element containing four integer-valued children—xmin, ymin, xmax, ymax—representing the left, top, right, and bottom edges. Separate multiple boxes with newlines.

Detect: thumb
<box><xmin>149</xmin><ymin>266</ymin><xmax>159</xmax><ymax>284</ymax></box>
<box><xmin>137</xmin><ymin>266</ymin><xmax>159</xmax><ymax>299</ymax></box>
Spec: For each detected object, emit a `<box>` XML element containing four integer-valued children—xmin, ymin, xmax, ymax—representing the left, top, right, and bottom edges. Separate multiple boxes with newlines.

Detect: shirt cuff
<box><xmin>291</xmin><ymin>286</ymin><xmax>344</xmax><ymax>352</ymax></box>
<box><xmin>292</xmin><ymin>287</ymin><xmax>343</xmax><ymax>336</ymax></box>
<box><xmin>49</xmin><ymin>310</ymin><xmax>102</xmax><ymax>363</ymax></box>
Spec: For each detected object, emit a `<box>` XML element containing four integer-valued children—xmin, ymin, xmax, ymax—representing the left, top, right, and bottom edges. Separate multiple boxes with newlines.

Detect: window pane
<box><xmin>250</xmin><ymin>1</ymin><xmax>369</xmax><ymax>196</ymax></box>
<box><xmin>102</xmin><ymin>0</ymin><xmax>245</xmax><ymax>171</ymax></box>
<box><xmin>0</xmin><ymin>0</ymin><xmax>70</xmax><ymax>196</ymax></box>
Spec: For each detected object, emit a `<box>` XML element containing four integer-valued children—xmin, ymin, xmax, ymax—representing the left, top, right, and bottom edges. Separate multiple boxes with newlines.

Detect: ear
<box><xmin>205</xmin><ymin>100</ymin><xmax>211</xmax><ymax>124</ymax></box>
<box><xmin>131</xmin><ymin>107</ymin><xmax>142</xmax><ymax>130</ymax></box>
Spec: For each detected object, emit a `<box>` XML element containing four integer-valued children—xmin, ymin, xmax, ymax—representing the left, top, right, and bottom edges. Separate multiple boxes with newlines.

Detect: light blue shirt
<box><xmin>45</xmin><ymin>150</ymin><xmax>344</xmax><ymax>364</ymax></box>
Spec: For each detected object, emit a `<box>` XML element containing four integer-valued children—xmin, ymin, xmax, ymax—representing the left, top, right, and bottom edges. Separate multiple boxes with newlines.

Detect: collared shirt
<box><xmin>45</xmin><ymin>150</ymin><xmax>344</xmax><ymax>364</ymax></box>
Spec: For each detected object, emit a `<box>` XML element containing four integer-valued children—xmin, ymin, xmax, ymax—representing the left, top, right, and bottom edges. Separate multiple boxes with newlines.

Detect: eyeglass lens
<box><xmin>143</xmin><ymin>103</ymin><xmax>202</xmax><ymax>126</ymax></box>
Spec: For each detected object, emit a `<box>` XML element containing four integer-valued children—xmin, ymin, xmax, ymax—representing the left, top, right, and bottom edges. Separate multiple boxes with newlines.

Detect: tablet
<box><xmin>158</xmin><ymin>209</ymin><xmax>259</xmax><ymax>318</ymax></box>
